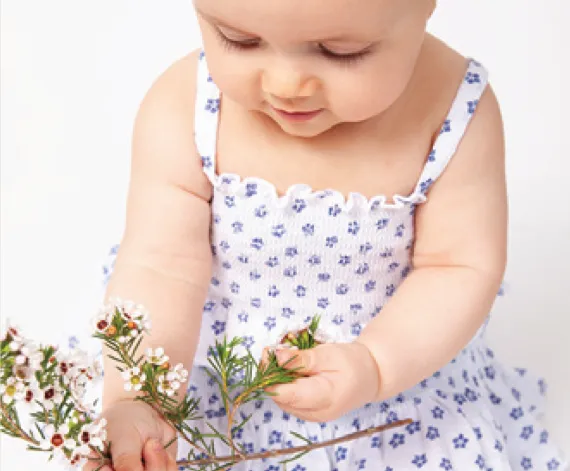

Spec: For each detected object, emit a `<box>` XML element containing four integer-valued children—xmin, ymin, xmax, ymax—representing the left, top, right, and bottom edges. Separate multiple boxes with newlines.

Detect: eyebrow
<box><xmin>195</xmin><ymin>7</ymin><xmax>379</xmax><ymax>44</ymax></box>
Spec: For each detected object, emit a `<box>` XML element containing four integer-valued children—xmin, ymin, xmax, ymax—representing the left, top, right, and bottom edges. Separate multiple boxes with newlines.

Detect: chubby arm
<box><xmin>102</xmin><ymin>51</ymin><xmax>213</xmax><ymax>408</ymax></box>
<box><xmin>357</xmin><ymin>85</ymin><xmax>507</xmax><ymax>400</ymax></box>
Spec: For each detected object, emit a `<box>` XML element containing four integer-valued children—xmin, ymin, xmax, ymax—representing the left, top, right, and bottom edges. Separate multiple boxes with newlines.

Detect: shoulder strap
<box><xmin>413</xmin><ymin>59</ymin><xmax>489</xmax><ymax>196</ymax></box>
<box><xmin>194</xmin><ymin>51</ymin><xmax>221</xmax><ymax>184</ymax></box>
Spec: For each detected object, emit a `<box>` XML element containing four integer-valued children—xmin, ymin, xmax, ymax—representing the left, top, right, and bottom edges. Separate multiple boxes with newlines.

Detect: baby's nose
<box><xmin>261</xmin><ymin>66</ymin><xmax>319</xmax><ymax>100</ymax></box>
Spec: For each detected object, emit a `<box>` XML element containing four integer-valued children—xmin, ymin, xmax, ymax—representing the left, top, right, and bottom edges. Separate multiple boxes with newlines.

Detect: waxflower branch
<box><xmin>1</xmin><ymin>301</ymin><xmax>411</xmax><ymax>470</ymax></box>
<box><xmin>0</xmin><ymin>324</ymin><xmax>109</xmax><ymax>469</ymax></box>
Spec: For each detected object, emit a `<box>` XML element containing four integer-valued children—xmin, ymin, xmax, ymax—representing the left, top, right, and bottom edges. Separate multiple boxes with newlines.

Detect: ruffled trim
<box><xmin>207</xmin><ymin>171</ymin><xmax>427</xmax><ymax>212</ymax></box>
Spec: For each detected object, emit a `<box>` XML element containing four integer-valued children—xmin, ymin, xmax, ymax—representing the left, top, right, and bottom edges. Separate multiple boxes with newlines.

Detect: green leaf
<box><xmin>231</xmin><ymin>413</ymin><xmax>253</xmax><ymax>435</ymax></box>
<box><xmin>131</xmin><ymin>336</ymin><xmax>144</xmax><ymax>356</ymax></box>
<box><xmin>26</xmin><ymin>446</ymin><xmax>48</xmax><ymax>452</ymax></box>
<box><xmin>211</xmin><ymin>460</ymin><xmax>239</xmax><ymax>471</ymax></box>
<box><xmin>289</xmin><ymin>431</ymin><xmax>312</xmax><ymax>445</ymax></box>
<box><xmin>164</xmin><ymin>436</ymin><xmax>178</xmax><ymax>449</ymax></box>
<box><xmin>205</xmin><ymin>423</ymin><xmax>230</xmax><ymax>446</ymax></box>
<box><xmin>279</xmin><ymin>449</ymin><xmax>311</xmax><ymax>465</ymax></box>
<box><xmin>34</xmin><ymin>422</ymin><xmax>45</xmax><ymax>439</ymax></box>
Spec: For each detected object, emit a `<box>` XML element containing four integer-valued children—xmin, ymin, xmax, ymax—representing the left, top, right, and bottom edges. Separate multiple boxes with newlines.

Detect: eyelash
<box><xmin>216</xmin><ymin>31</ymin><xmax>260</xmax><ymax>51</ymax></box>
<box><xmin>318</xmin><ymin>44</ymin><xmax>371</xmax><ymax>65</ymax></box>
<box><xmin>215</xmin><ymin>29</ymin><xmax>371</xmax><ymax>65</ymax></box>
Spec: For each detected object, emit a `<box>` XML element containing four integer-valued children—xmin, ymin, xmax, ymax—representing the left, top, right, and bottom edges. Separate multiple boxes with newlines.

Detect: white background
<box><xmin>1</xmin><ymin>1</ymin><xmax>569</xmax><ymax>469</ymax></box>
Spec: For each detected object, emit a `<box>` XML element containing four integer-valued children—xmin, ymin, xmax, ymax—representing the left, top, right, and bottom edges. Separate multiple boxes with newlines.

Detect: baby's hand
<box><xmin>266</xmin><ymin>342</ymin><xmax>380</xmax><ymax>422</ymax></box>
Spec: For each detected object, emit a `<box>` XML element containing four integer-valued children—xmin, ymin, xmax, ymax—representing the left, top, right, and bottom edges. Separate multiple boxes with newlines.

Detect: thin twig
<box><xmin>179</xmin><ymin>418</ymin><xmax>412</xmax><ymax>467</ymax></box>
<box><xmin>0</xmin><ymin>402</ymin><xmax>39</xmax><ymax>445</ymax></box>
<box><xmin>219</xmin><ymin>369</ymin><xmax>243</xmax><ymax>459</ymax></box>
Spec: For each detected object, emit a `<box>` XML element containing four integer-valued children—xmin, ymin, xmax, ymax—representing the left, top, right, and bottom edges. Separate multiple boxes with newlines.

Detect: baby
<box><xmin>85</xmin><ymin>0</ymin><xmax>566</xmax><ymax>470</ymax></box>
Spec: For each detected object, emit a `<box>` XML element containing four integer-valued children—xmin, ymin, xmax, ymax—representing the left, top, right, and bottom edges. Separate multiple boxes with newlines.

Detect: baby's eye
<box><xmin>216</xmin><ymin>28</ymin><xmax>260</xmax><ymax>50</ymax></box>
<box><xmin>318</xmin><ymin>44</ymin><xmax>372</xmax><ymax>65</ymax></box>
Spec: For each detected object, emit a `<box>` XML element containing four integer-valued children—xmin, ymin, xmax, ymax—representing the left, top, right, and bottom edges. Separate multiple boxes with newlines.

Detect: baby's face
<box><xmin>195</xmin><ymin>0</ymin><xmax>435</xmax><ymax>138</ymax></box>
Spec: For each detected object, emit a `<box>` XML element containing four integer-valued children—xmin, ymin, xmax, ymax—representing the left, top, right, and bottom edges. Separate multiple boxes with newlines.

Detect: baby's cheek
<box><xmin>326</xmin><ymin>71</ymin><xmax>409</xmax><ymax>123</ymax></box>
<box><xmin>326</xmin><ymin>81</ymin><xmax>387</xmax><ymax>122</ymax></box>
<box><xmin>213</xmin><ymin>73</ymin><xmax>254</xmax><ymax>107</ymax></box>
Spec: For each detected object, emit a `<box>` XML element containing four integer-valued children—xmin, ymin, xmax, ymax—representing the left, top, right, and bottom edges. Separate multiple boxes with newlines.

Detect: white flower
<box><xmin>65</xmin><ymin>348</ymin><xmax>102</xmax><ymax>383</ymax></box>
<box><xmin>21</xmin><ymin>378</ymin><xmax>41</xmax><ymax>405</ymax></box>
<box><xmin>0</xmin><ymin>377</ymin><xmax>26</xmax><ymax>404</ymax></box>
<box><xmin>98</xmin><ymin>298</ymin><xmax>152</xmax><ymax>340</ymax></box>
<box><xmin>138</xmin><ymin>312</ymin><xmax>151</xmax><ymax>333</ymax></box>
<box><xmin>92</xmin><ymin>307</ymin><xmax>113</xmax><ymax>334</ymax></box>
<box><xmin>156</xmin><ymin>373</ymin><xmax>178</xmax><ymax>397</ymax></box>
<box><xmin>70</xmin><ymin>383</ymin><xmax>88</xmax><ymax>406</ymax></box>
<box><xmin>12</xmin><ymin>363</ymin><xmax>33</xmax><ymax>381</ymax></box>
<box><xmin>57</xmin><ymin>349</ymin><xmax>101</xmax><ymax>409</ymax></box>
<box><xmin>121</xmin><ymin>366</ymin><xmax>146</xmax><ymax>391</ymax></box>
<box><xmin>158</xmin><ymin>363</ymin><xmax>188</xmax><ymax>396</ymax></box>
<box><xmin>77</xmin><ymin>418</ymin><xmax>107</xmax><ymax>450</ymax></box>
<box><xmin>3</xmin><ymin>321</ymin><xmax>24</xmax><ymax>347</ymax></box>
<box><xmin>56</xmin><ymin>357</ymin><xmax>73</xmax><ymax>380</ymax></box>
<box><xmin>121</xmin><ymin>300</ymin><xmax>136</xmax><ymax>317</ymax></box>
<box><xmin>15</xmin><ymin>341</ymin><xmax>43</xmax><ymax>370</ymax></box>
<box><xmin>170</xmin><ymin>363</ymin><xmax>189</xmax><ymax>383</ymax></box>
<box><xmin>155</xmin><ymin>362</ymin><xmax>188</xmax><ymax>396</ymax></box>
<box><xmin>39</xmin><ymin>384</ymin><xmax>64</xmax><ymax>410</ymax></box>
<box><xmin>40</xmin><ymin>424</ymin><xmax>77</xmax><ymax>451</ymax></box>
<box><xmin>68</xmin><ymin>447</ymin><xmax>90</xmax><ymax>467</ymax></box>
<box><xmin>120</xmin><ymin>300</ymin><xmax>152</xmax><ymax>333</ymax></box>
<box><xmin>145</xmin><ymin>347</ymin><xmax>169</xmax><ymax>366</ymax></box>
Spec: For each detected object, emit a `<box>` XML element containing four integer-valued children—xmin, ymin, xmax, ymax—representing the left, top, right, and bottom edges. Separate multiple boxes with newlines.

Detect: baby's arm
<box><xmin>102</xmin><ymin>52</ymin><xmax>212</xmax><ymax>408</ymax></box>
<box><xmin>357</xmin><ymin>85</ymin><xmax>507</xmax><ymax>401</ymax></box>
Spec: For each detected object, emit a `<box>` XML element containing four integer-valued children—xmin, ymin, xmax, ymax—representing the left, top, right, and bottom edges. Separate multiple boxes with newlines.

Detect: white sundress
<box><xmin>102</xmin><ymin>53</ymin><xmax>566</xmax><ymax>471</ymax></box>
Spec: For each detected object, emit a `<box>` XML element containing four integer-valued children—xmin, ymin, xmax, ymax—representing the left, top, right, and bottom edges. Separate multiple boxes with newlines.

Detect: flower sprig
<box><xmin>0</xmin><ymin>323</ymin><xmax>108</xmax><ymax>469</ymax></box>
<box><xmin>1</xmin><ymin>301</ymin><xmax>412</xmax><ymax>470</ymax></box>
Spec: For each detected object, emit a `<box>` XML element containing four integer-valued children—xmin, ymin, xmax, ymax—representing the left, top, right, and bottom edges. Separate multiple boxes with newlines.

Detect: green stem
<box><xmin>0</xmin><ymin>402</ymin><xmax>39</xmax><ymax>445</ymax></box>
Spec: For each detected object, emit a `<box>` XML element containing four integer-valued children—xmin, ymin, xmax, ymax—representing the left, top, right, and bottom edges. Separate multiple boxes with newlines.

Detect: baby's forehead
<box><xmin>196</xmin><ymin>0</ymin><xmax>415</xmax><ymax>40</ymax></box>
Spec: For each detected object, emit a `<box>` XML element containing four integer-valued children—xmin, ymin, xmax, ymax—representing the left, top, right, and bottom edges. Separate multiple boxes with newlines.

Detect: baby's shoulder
<box><xmin>132</xmin><ymin>49</ymin><xmax>211</xmax><ymax>199</ymax></box>
<box><xmin>141</xmin><ymin>49</ymin><xmax>201</xmax><ymax>119</ymax></box>
<box><xmin>415</xmin><ymin>34</ymin><xmax>501</xmax><ymax>142</ymax></box>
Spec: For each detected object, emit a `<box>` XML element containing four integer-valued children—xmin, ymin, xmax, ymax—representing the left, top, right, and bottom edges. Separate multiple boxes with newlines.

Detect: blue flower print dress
<box><xmin>104</xmin><ymin>54</ymin><xmax>566</xmax><ymax>470</ymax></box>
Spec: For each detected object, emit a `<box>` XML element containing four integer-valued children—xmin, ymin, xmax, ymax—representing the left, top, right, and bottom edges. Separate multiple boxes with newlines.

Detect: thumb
<box><xmin>142</xmin><ymin>438</ymin><xmax>168</xmax><ymax>470</ymax></box>
<box><xmin>110</xmin><ymin>434</ymin><xmax>145</xmax><ymax>471</ymax></box>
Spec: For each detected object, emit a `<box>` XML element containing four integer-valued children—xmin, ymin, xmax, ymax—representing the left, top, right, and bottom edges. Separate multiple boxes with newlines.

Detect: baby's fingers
<box><xmin>271</xmin><ymin>375</ymin><xmax>333</xmax><ymax>410</ymax></box>
<box><xmin>143</xmin><ymin>438</ymin><xmax>172</xmax><ymax>470</ymax></box>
